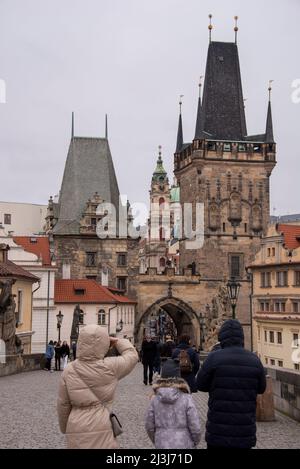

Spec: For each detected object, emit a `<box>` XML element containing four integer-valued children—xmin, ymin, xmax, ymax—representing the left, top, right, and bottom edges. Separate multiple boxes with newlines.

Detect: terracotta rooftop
<box><xmin>0</xmin><ymin>260</ymin><xmax>39</xmax><ymax>282</ymax></box>
<box><xmin>277</xmin><ymin>224</ymin><xmax>300</xmax><ymax>250</ymax></box>
<box><xmin>55</xmin><ymin>279</ymin><xmax>135</xmax><ymax>304</ymax></box>
<box><xmin>13</xmin><ymin>236</ymin><xmax>52</xmax><ymax>266</ymax></box>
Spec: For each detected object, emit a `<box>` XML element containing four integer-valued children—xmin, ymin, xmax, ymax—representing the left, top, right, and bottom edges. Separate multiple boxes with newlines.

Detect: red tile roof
<box><xmin>277</xmin><ymin>224</ymin><xmax>300</xmax><ymax>250</ymax></box>
<box><xmin>55</xmin><ymin>279</ymin><xmax>135</xmax><ymax>304</ymax></box>
<box><xmin>13</xmin><ymin>236</ymin><xmax>51</xmax><ymax>266</ymax></box>
<box><xmin>0</xmin><ymin>260</ymin><xmax>39</xmax><ymax>282</ymax></box>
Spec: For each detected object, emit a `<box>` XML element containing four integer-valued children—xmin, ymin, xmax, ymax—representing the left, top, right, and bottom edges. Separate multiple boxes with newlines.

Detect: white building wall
<box><xmin>0</xmin><ymin>201</ymin><xmax>47</xmax><ymax>235</ymax></box>
<box><xmin>54</xmin><ymin>303</ymin><xmax>136</xmax><ymax>346</ymax></box>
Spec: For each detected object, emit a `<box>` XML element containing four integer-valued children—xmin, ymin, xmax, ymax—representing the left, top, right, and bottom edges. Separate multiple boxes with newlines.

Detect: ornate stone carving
<box><xmin>228</xmin><ymin>190</ymin><xmax>242</xmax><ymax>226</ymax></box>
<box><xmin>202</xmin><ymin>282</ymin><xmax>232</xmax><ymax>351</ymax></box>
<box><xmin>208</xmin><ymin>198</ymin><xmax>220</xmax><ymax>231</ymax></box>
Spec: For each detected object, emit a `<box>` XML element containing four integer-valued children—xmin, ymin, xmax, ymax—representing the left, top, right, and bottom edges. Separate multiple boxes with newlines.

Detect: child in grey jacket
<box><xmin>145</xmin><ymin>358</ymin><xmax>201</xmax><ymax>449</ymax></box>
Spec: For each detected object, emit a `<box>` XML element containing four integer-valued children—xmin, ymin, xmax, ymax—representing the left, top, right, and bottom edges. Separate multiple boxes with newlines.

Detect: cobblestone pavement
<box><xmin>0</xmin><ymin>364</ymin><xmax>299</xmax><ymax>449</ymax></box>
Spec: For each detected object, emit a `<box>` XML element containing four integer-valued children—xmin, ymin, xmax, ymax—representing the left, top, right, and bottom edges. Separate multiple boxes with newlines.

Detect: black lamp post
<box><xmin>56</xmin><ymin>310</ymin><xmax>64</xmax><ymax>341</ymax></box>
<box><xmin>227</xmin><ymin>277</ymin><xmax>241</xmax><ymax>319</ymax></box>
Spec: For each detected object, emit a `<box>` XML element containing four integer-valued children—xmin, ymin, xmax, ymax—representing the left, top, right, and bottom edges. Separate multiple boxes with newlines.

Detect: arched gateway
<box><xmin>135</xmin><ymin>295</ymin><xmax>201</xmax><ymax>348</ymax></box>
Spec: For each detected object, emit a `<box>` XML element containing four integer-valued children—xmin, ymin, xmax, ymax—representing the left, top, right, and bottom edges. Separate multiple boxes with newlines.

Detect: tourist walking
<box><xmin>172</xmin><ymin>334</ymin><xmax>200</xmax><ymax>392</ymax></box>
<box><xmin>197</xmin><ymin>319</ymin><xmax>266</xmax><ymax>449</ymax></box>
<box><xmin>141</xmin><ymin>335</ymin><xmax>157</xmax><ymax>385</ymax></box>
<box><xmin>61</xmin><ymin>341</ymin><xmax>70</xmax><ymax>370</ymax></box>
<box><xmin>44</xmin><ymin>340</ymin><xmax>54</xmax><ymax>371</ymax></box>
<box><xmin>160</xmin><ymin>335</ymin><xmax>176</xmax><ymax>358</ymax></box>
<box><xmin>55</xmin><ymin>340</ymin><xmax>62</xmax><ymax>371</ymax></box>
<box><xmin>57</xmin><ymin>324</ymin><xmax>138</xmax><ymax>449</ymax></box>
<box><xmin>145</xmin><ymin>358</ymin><xmax>201</xmax><ymax>449</ymax></box>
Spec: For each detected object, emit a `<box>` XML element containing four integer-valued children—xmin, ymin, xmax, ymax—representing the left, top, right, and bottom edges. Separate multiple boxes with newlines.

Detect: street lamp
<box><xmin>56</xmin><ymin>310</ymin><xmax>64</xmax><ymax>341</ymax></box>
<box><xmin>227</xmin><ymin>277</ymin><xmax>241</xmax><ymax>319</ymax></box>
<box><xmin>116</xmin><ymin>318</ymin><xmax>123</xmax><ymax>333</ymax></box>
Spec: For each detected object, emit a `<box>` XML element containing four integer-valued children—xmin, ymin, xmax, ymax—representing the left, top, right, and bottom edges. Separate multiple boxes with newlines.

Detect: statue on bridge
<box><xmin>0</xmin><ymin>279</ymin><xmax>18</xmax><ymax>357</ymax></box>
<box><xmin>202</xmin><ymin>282</ymin><xmax>232</xmax><ymax>352</ymax></box>
<box><xmin>70</xmin><ymin>304</ymin><xmax>81</xmax><ymax>344</ymax></box>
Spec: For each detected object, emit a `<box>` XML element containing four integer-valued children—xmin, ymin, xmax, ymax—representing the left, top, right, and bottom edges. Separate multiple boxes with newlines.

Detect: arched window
<box><xmin>160</xmin><ymin>257</ymin><xmax>166</xmax><ymax>268</ymax></box>
<box><xmin>98</xmin><ymin>309</ymin><xmax>106</xmax><ymax>326</ymax></box>
<box><xmin>159</xmin><ymin>197</ymin><xmax>165</xmax><ymax>209</ymax></box>
<box><xmin>159</xmin><ymin>227</ymin><xmax>165</xmax><ymax>241</ymax></box>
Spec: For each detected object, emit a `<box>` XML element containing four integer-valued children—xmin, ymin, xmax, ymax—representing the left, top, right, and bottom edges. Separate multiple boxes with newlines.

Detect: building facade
<box><xmin>0</xmin><ymin>244</ymin><xmax>39</xmax><ymax>353</ymax></box>
<box><xmin>54</xmin><ymin>279</ymin><xmax>136</xmax><ymax>342</ymax></box>
<box><xmin>250</xmin><ymin>224</ymin><xmax>300</xmax><ymax>371</ymax></box>
<box><xmin>0</xmin><ymin>201</ymin><xmax>47</xmax><ymax>236</ymax></box>
<box><xmin>6</xmin><ymin>235</ymin><xmax>57</xmax><ymax>353</ymax></box>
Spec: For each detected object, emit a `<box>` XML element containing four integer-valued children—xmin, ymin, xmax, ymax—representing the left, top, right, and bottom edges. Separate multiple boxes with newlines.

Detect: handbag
<box><xmin>110</xmin><ymin>412</ymin><xmax>123</xmax><ymax>437</ymax></box>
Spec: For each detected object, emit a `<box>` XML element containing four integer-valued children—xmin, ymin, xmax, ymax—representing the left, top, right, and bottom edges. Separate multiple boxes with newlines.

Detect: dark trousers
<box><xmin>45</xmin><ymin>357</ymin><xmax>51</xmax><ymax>370</ymax></box>
<box><xmin>143</xmin><ymin>362</ymin><xmax>154</xmax><ymax>384</ymax></box>
<box><xmin>55</xmin><ymin>356</ymin><xmax>61</xmax><ymax>370</ymax></box>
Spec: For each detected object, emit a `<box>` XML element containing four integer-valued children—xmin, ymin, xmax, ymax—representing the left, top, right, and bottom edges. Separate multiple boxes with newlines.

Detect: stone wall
<box><xmin>0</xmin><ymin>354</ymin><xmax>43</xmax><ymax>377</ymax></box>
<box><xmin>266</xmin><ymin>366</ymin><xmax>300</xmax><ymax>422</ymax></box>
<box><xmin>53</xmin><ymin>235</ymin><xmax>140</xmax><ymax>299</ymax></box>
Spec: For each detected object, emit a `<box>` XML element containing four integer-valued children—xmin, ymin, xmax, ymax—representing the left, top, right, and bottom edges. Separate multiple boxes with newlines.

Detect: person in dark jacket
<box><xmin>160</xmin><ymin>335</ymin><xmax>176</xmax><ymax>358</ymax></box>
<box><xmin>172</xmin><ymin>334</ymin><xmax>200</xmax><ymax>393</ymax></box>
<box><xmin>61</xmin><ymin>341</ymin><xmax>70</xmax><ymax>370</ymax></box>
<box><xmin>141</xmin><ymin>336</ymin><xmax>157</xmax><ymax>385</ymax></box>
<box><xmin>44</xmin><ymin>340</ymin><xmax>54</xmax><ymax>371</ymax></box>
<box><xmin>55</xmin><ymin>340</ymin><xmax>62</xmax><ymax>371</ymax></box>
<box><xmin>197</xmin><ymin>319</ymin><xmax>266</xmax><ymax>449</ymax></box>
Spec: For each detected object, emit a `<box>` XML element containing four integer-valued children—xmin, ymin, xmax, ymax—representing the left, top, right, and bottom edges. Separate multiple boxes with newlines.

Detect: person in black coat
<box><xmin>160</xmin><ymin>335</ymin><xmax>176</xmax><ymax>358</ymax></box>
<box><xmin>141</xmin><ymin>336</ymin><xmax>157</xmax><ymax>385</ymax></box>
<box><xmin>197</xmin><ymin>319</ymin><xmax>266</xmax><ymax>449</ymax></box>
<box><xmin>172</xmin><ymin>334</ymin><xmax>200</xmax><ymax>393</ymax></box>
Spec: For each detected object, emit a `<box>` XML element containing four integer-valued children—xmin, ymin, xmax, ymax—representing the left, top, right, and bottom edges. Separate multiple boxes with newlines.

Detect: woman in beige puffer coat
<box><xmin>57</xmin><ymin>324</ymin><xmax>138</xmax><ymax>449</ymax></box>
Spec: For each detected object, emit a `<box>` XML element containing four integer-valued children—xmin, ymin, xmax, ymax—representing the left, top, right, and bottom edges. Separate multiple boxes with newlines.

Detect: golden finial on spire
<box><xmin>158</xmin><ymin>145</ymin><xmax>162</xmax><ymax>157</ymax></box>
<box><xmin>208</xmin><ymin>14</ymin><xmax>213</xmax><ymax>43</ymax></box>
<box><xmin>179</xmin><ymin>95</ymin><xmax>184</xmax><ymax>113</ymax></box>
<box><xmin>234</xmin><ymin>16</ymin><xmax>239</xmax><ymax>44</ymax></box>
<box><xmin>268</xmin><ymin>80</ymin><xmax>274</xmax><ymax>101</ymax></box>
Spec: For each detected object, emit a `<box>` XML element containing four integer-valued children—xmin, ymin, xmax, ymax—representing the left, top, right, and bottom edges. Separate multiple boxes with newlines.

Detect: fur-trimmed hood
<box><xmin>153</xmin><ymin>377</ymin><xmax>190</xmax><ymax>399</ymax></box>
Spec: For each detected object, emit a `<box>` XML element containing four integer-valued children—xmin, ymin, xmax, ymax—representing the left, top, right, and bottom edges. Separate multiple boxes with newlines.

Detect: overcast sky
<box><xmin>0</xmin><ymin>0</ymin><xmax>299</xmax><ymax>217</ymax></box>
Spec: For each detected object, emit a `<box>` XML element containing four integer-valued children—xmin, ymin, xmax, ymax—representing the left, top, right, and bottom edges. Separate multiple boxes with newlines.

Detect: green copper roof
<box><xmin>152</xmin><ymin>153</ymin><xmax>168</xmax><ymax>183</ymax></box>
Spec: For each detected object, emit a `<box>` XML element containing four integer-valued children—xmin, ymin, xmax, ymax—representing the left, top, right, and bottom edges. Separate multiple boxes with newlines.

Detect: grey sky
<box><xmin>0</xmin><ymin>0</ymin><xmax>299</xmax><ymax>217</ymax></box>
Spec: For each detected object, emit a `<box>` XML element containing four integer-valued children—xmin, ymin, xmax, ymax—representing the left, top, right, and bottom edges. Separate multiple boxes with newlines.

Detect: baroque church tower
<box><xmin>174</xmin><ymin>24</ymin><xmax>276</xmax><ymax>345</ymax></box>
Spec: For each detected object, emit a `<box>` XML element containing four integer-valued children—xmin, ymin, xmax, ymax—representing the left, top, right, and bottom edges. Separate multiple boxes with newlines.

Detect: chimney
<box><xmin>0</xmin><ymin>244</ymin><xmax>10</xmax><ymax>263</ymax></box>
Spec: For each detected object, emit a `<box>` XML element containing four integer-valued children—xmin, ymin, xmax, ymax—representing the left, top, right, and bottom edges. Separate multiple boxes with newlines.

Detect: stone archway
<box><xmin>135</xmin><ymin>296</ymin><xmax>201</xmax><ymax>348</ymax></box>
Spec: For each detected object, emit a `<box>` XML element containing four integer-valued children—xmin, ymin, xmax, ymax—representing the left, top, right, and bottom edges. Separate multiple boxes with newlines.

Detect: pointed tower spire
<box><xmin>195</xmin><ymin>76</ymin><xmax>204</xmax><ymax>139</ymax></box>
<box><xmin>265</xmin><ymin>80</ymin><xmax>275</xmax><ymax>143</ymax></box>
<box><xmin>71</xmin><ymin>112</ymin><xmax>74</xmax><ymax>139</ymax></box>
<box><xmin>105</xmin><ymin>114</ymin><xmax>108</xmax><ymax>139</ymax></box>
<box><xmin>176</xmin><ymin>96</ymin><xmax>184</xmax><ymax>153</ymax></box>
<box><xmin>234</xmin><ymin>16</ymin><xmax>239</xmax><ymax>44</ymax></box>
<box><xmin>208</xmin><ymin>14</ymin><xmax>213</xmax><ymax>43</ymax></box>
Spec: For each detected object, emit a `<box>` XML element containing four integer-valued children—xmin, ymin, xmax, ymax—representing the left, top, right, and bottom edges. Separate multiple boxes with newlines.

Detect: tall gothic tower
<box><xmin>174</xmin><ymin>39</ymin><xmax>276</xmax><ymax>346</ymax></box>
